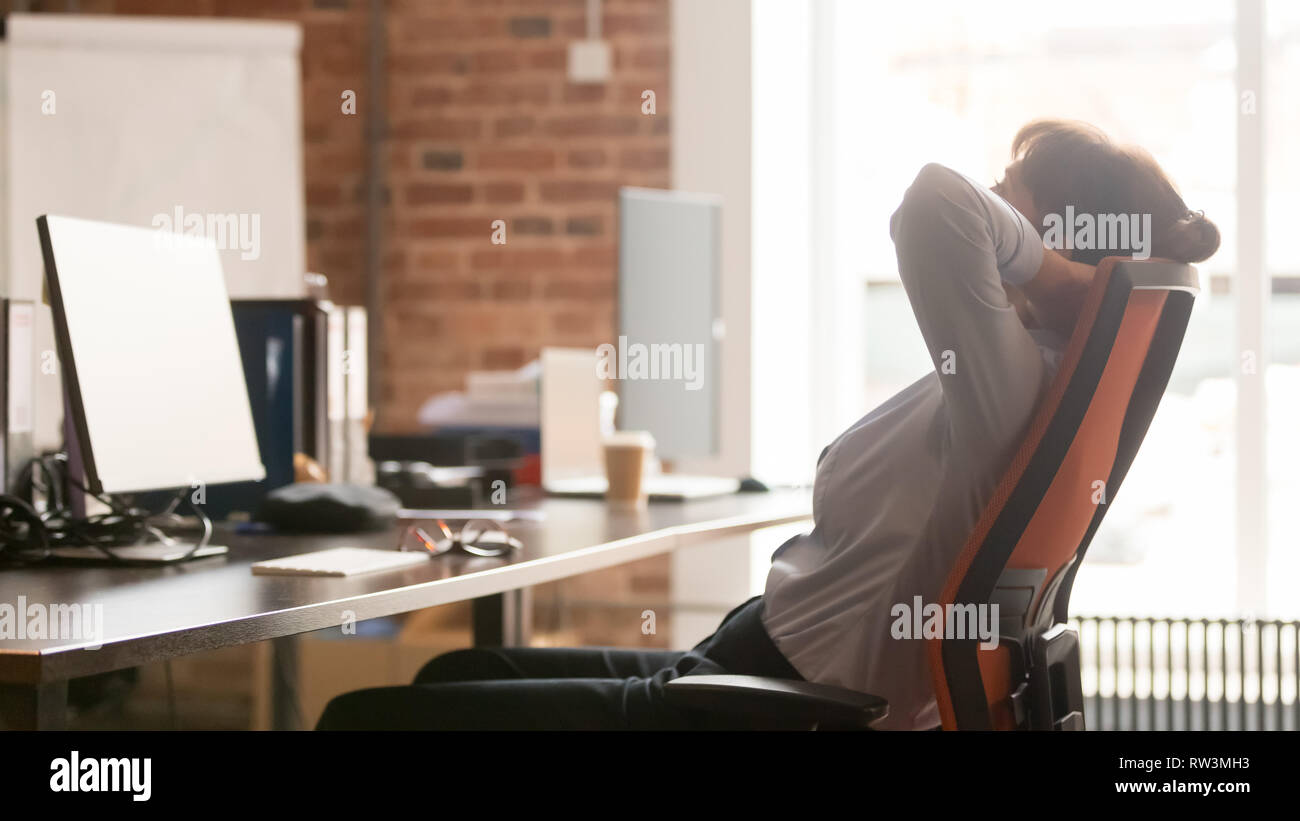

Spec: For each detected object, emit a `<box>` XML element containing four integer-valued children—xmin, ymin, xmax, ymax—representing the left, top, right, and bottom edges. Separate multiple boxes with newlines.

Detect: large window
<box><xmin>1265</xmin><ymin>0</ymin><xmax>1300</xmax><ymax>611</ymax></box>
<box><xmin>813</xmin><ymin>0</ymin><xmax>1291</xmax><ymax>618</ymax></box>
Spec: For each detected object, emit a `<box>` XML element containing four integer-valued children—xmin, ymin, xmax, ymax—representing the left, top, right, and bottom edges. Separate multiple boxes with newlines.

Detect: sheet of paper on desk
<box><xmin>251</xmin><ymin>548</ymin><xmax>430</xmax><ymax>577</ymax></box>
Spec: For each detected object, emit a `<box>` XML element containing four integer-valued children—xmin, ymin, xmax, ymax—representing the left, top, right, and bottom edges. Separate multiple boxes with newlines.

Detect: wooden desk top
<box><xmin>0</xmin><ymin>490</ymin><xmax>812</xmax><ymax>684</ymax></box>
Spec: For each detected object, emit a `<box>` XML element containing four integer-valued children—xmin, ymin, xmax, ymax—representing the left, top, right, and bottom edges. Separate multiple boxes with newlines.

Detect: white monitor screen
<box><xmin>38</xmin><ymin>215</ymin><xmax>265</xmax><ymax>494</ymax></box>
<box><xmin>617</xmin><ymin>187</ymin><xmax>722</xmax><ymax>461</ymax></box>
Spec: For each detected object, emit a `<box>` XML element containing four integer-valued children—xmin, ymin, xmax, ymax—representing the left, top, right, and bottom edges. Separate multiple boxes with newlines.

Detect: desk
<box><xmin>0</xmin><ymin>490</ymin><xmax>811</xmax><ymax>729</ymax></box>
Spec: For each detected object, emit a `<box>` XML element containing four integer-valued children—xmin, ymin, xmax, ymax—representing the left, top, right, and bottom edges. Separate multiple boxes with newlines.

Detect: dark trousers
<box><xmin>316</xmin><ymin>595</ymin><xmax>801</xmax><ymax>730</ymax></box>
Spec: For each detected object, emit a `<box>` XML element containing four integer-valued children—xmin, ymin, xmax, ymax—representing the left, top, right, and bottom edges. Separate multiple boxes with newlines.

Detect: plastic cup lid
<box><xmin>603</xmin><ymin>430</ymin><xmax>655</xmax><ymax>449</ymax></box>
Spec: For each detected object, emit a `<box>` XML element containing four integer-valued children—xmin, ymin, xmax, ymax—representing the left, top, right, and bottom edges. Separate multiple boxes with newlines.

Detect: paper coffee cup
<box><xmin>603</xmin><ymin>431</ymin><xmax>655</xmax><ymax>510</ymax></box>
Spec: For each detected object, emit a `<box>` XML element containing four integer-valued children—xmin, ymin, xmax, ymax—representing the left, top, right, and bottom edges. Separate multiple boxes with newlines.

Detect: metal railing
<box><xmin>1072</xmin><ymin>616</ymin><xmax>1300</xmax><ymax>730</ymax></box>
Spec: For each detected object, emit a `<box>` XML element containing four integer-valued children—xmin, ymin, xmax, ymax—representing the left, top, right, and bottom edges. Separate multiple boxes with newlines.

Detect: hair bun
<box><xmin>1166</xmin><ymin>209</ymin><xmax>1220</xmax><ymax>263</ymax></box>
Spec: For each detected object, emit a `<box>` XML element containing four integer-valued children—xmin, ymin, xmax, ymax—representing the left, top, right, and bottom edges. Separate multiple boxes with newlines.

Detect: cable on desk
<box><xmin>0</xmin><ymin>452</ymin><xmax>211</xmax><ymax>566</ymax></box>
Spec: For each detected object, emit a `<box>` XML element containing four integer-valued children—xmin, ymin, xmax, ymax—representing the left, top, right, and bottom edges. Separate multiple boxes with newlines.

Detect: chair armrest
<box><xmin>663</xmin><ymin>675</ymin><xmax>889</xmax><ymax>730</ymax></box>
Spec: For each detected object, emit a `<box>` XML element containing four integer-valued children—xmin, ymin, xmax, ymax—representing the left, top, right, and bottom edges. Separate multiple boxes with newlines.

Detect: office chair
<box><xmin>664</xmin><ymin>257</ymin><xmax>1199</xmax><ymax>730</ymax></box>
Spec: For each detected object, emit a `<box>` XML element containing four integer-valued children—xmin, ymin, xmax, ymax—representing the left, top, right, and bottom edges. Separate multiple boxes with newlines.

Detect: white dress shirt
<box><xmin>761</xmin><ymin>163</ymin><xmax>1067</xmax><ymax>730</ymax></box>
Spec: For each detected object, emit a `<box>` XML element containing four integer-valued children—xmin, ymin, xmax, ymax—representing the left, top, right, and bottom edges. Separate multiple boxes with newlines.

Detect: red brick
<box><xmin>569</xmin><ymin>246</ymin><xmax>618</xmax><ymax>268</ymax></box>
<box><xmin>565</xmin><ymin>216</ymin><xmax>603</xmax><ymax>236</ymax></box>
<box><xmin>619</xmin><ymin>147</ymin><xmax>669</xmax><ymax>170</ymax></box>
<box><xmin>471</xmin><ymin>50</ymin><xmax>523</xmax><ymax>73</ymax></box>
<box><xmin>551</xmin><ymin>310</ymin><xmax>602</xmax><ymax>334</ymax></box>
<box><xmin>413</xmin><ymin>250</ymin><xmax>460</xmax><ymax>271</ymax></box>
<box><xmin>482</xmin><ymin>346</ymin><xmax>527</xmax><ymax>369</ymax></box>
<box><xmin>396</xmin><ymin>17</ymin><xmax>505</xmax><ymax>41</ymax></box>
<box><xmin>407</xmin><ymin>217</ymin><xmax>496</xmax><ymax>238</ymax></box>
<box><xmin>407</xmin><ymin>183</ymin><xmax>475</xmax><ymax>205</ymax></box>
<box><xmin>603</xmin><ymin>14</ymin><xmax>668</xmax><ymax>37</ymax></box>
<box><xmin>543</xmin><ymin>116</ymin><xmax>641</xmax><ymax>138</ymax></box>
<box><xmin>540</xmin><ymin>180</ymin><xmax>622</xmax><ymax>202</ymax></box>
<box><xmin>412</xmin><ymin>82</ymin><xmax>552</xmax><ymax>108</ymax></box>
<box><xmin>306</xmin><ymin>183</ymin><xmax>343</xmax><ymax>207</ymax></box>
<box><xmin>390</xmin><ymin>118</ymin><xmax>482</xmax><ymax>140</ymax></box>
<box><xmin>562</xmin><ymin>84</ymin><xmax>607</xmax><ymax>104</ymax></box>
<box><xmin>526</xmin><ymin>48</ymin><xmax>567</xmax><ymax>71</ymax></box>
<box><xmin>483</xmin><ymin>182</ymin><xmax>526</xmax><ymax>203</ymax></box>
<box><xmin>489</xmin><ymin>280</ymin><xmax>532</xmax><ymax>301</ymax></box>
<box><xmin>544</xmin><ymin>280</ymin><xmax>615</xmax><ymax>300</ymax></box>
<box><xmin>478</xmin><ymin>148</ymin><xmax>556</xmax><ymax>171</ymax></box>
<box><xmin>387</xmin><ymin>52</ymin><xmax>469</xmax><ymax>75</ymax></box>
<box><xmin>390</xmin><ymin>278</ymin><xmax>483</xmax><ymax>301</ymax></box>
<box><xmin>409</xmin><ymin>86</ymin><xmax>455</xmax><ymax>107</ymax></box>
<box><xmin>470</xmin><ymin>248</ymin><xmax>565</xmax><ymax>270</ymax></box>
<box><xmin>630</xmin><ymin>46</ymin><xmax>670</xmax><ymax>70</ymax></box>
<box><xmin>493</xmin><ymin>116</ymin><xmax>536</xmax><ymax>139</ymax></box>
<box><xmin>512</xmin><ymin>217</ymin><xmax>555</xmax><ymax>235</ymax></box>
<box><xmin>567</xmin><ymin>148</ymin><xmax>608</xmax><ymax>169</ymax></box>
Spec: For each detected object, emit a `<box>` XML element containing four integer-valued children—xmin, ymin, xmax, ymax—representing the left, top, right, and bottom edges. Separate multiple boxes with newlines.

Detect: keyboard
<box><xmin>251</xmin><ymin>547</ymin><xmax>430</xmax><ymax>577</ymax></box>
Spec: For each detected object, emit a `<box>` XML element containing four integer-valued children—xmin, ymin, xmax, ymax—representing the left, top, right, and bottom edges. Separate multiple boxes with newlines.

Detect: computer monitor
<box><xmin>616</xmin><ymin>187</ymin><xmax>722</xmax><ymax>463</ymax></box>
<box><xmin>37</xmin><ymin>215</ymin><xmax>265</xmax><ymax>496</ymax></box>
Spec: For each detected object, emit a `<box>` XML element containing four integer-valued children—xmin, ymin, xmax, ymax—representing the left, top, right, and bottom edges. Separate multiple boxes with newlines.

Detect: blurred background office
<box><xmin>1</xmin><ymin>0</ymin><xmax>1296</xmax><ymax>729</ymax></box>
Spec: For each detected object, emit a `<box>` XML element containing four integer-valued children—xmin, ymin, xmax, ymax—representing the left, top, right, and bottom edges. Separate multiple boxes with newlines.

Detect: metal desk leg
<box><xmin>270</xmin><ymin>635</ymin><xmax>301</xmax><ymax>731</ymax></box>
<box><xmin>472</xmin><ymin>589</ymin><xmax>532</xmax><ymax>647</ymax></box>
<box><xmin>0</xmin><ymin>681</ymin><xmax>68</xmax><ymax>730</ymax></box>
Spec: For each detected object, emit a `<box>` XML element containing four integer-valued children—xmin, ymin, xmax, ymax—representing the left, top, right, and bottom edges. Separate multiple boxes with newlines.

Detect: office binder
<box><xmin>220</xmin><ymin>299</ymin><xmax>330</xmax><ymax>517</ymax></box>
<box><xmin>326</xmin><ymin>303</ymin><xmax>347</xmax><ymax>482</ymax></box>
<box><xmin>344</xmin><ymin>306</ymin><xmax>372</xmax><ymax>484</ymax></box>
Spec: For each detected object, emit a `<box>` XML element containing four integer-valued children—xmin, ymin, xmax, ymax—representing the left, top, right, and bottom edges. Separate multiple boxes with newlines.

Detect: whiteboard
<box><xmin>2</xmin><ymin>14</ymin><xmax>305</xmax><ymax>450</ymax></box>
<box><xmin>40</xmin><ymin>215</ymin><xmax>265</xmax><ymax>494</ymax></box>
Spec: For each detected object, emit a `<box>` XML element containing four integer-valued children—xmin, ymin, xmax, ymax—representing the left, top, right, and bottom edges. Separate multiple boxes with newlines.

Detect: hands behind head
<box><xmin>1019</xmin><ymin>247</ymin><xmax>1095</xmax><ymax>338</ymax></box>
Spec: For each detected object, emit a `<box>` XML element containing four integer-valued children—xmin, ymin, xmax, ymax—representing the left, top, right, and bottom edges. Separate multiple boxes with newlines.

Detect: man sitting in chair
<box><xmin>318</xmin><ymin>119</ymin><xmax>1219</xmax><ymax>731</ymax></box>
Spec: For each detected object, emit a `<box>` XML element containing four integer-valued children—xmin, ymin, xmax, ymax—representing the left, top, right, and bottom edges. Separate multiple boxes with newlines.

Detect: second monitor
<box><xmin>616</xmin><ymin>187</ymin><xmax>723</xmax><ymax>464</ymax></box>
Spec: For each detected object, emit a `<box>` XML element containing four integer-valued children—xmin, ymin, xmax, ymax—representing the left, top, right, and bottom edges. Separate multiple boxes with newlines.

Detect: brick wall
<box><xmin>71</xmin><ymin>0</ymin><xmax>672</xmax><ymax>429</ymax></box>
<box><xmin>380</xmin><ymin>0</ymin><xmax>670</xmax><ymax>428</ymax></box>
